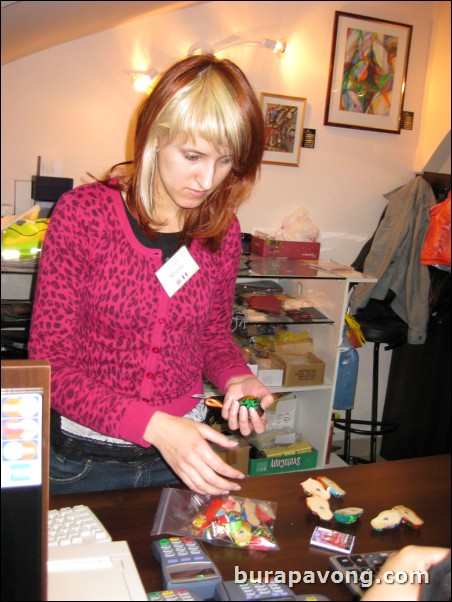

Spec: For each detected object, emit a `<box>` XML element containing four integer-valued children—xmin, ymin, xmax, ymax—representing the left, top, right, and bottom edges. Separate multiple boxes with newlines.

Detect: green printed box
<box><xmin>248</xmin><ymin>449</ymin><xmax>318</xmax><ymax>476</ymax></box>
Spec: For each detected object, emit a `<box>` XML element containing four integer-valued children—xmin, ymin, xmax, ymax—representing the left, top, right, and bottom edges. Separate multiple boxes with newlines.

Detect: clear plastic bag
<box><xmin>151</xmin><ymin>488</ymin><xmax>279</xmax><ymax>551</ymax></box>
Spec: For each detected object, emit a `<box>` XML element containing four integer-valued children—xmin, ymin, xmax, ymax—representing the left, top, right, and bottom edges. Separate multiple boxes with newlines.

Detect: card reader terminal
<box><xmin>151</xmin><ymin>537</ymin><xmax>222</xmax><ymax>600</ymax></box>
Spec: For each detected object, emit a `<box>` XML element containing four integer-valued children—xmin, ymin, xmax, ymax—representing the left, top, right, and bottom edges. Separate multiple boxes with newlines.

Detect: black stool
<box><xmin>335</xmin><ymin>315</ymin><xmax>408</xmax><ymax>464</ymax></box>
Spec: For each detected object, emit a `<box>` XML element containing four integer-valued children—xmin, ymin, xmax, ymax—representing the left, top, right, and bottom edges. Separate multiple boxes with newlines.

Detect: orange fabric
<box><xmin>420</xmin><ymin>191</ymin><xmax>451</xmax><ymax>266</ymax></box>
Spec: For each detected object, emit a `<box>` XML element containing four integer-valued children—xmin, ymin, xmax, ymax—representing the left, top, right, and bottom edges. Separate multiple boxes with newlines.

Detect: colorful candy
<box><xmin>185</xmin><ymin>494</ymin><xmax>278</xmax><ymax>550</ymax></box>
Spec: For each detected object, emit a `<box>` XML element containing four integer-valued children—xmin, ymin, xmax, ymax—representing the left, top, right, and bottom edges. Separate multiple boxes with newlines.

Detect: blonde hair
<box><xmin>115</xmin><ymin>54</ymin><xmax>265</xmax><ymax>251</ymax></box>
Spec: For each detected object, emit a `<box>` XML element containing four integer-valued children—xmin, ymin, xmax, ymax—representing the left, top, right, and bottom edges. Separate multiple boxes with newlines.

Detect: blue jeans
<box><xmin>49</xmin><ymin>444</ymin><xmax>181</xmax><ymax>495</ymax></box>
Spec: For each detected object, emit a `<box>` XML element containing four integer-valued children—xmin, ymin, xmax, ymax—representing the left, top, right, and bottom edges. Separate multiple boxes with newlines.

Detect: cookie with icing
<box><xmin>371</xmin><ymin>509</ymin><xmax>402</xmax><ymax>531</ymax></box>
<box><xmin>238</xmin><ymin>396</ymin><xmax>264</xmax><ymax>417</ymax></box>
<box><xmin>256</xmin><ymin>501</ymin><xmax>276</xmax><ymax>523</ymax></box>
<box><xmin>317</xmin><ymin>476</ymin><xmax>346</xmax><ymax>498</ymax></box>
<box><xmin>306</xmin><ymin>495</ymin><xmax>333</xmax><ymax>521</ymax></box>
<box><xmin>392</xmin><ymin>505</ymin><xmax>424</xmax><ymax>528</ymax></box>
<box><xmin>301</xmin><ymin>477</ymin><xmax>331</xmax><ymax>500</ymax></box>
<box><xmin>333</xmin><ymin>507</ymin><xmax>364</xmax><ymax>524</ymax></box>
<box><xmin>243</xmin><ymin>498</ymin><xmax>260</xmax><ymax>527</ymax></box>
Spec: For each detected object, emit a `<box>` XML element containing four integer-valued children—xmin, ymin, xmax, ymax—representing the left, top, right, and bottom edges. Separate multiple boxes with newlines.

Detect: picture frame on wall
<box><xmin>324</xmin><ymin>11</ymin><xmax>412</xmax><ymax>134</ymax></box>
<box><xmin>261</xmin><ymin>93</ymin><xmax>307</xmax><ymax>166</ymax></box>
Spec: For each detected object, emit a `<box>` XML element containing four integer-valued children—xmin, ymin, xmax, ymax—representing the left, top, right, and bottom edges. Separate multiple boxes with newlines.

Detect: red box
<box><xmin>251</xmin><ymin>234</ymin><xmax>320</xmax><ymax>259</ymax></box>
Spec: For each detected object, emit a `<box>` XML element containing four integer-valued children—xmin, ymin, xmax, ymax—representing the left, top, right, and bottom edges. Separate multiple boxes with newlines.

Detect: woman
<box><xmin>28</xmin><ymin>53</ymin><xmax>273</xmax><ymax>495</ymax></box>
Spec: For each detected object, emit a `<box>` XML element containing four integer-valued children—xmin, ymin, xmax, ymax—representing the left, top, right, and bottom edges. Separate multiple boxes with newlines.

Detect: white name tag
<box><xmin>155</xmin><ymin>245</ymin><xmax>200</xmax><ymax>297</ymax></box>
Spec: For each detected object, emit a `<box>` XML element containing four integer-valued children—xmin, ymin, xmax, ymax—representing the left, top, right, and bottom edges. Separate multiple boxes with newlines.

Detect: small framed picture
<box><xmin>324</xmin><ymin>11</ymin><xmax>412</xmax><ymax>134</ymax></box>
<box><xmin>261</xmin><ymin>93</ymin><xmax>307</xmax><ymax>166</ymax></box>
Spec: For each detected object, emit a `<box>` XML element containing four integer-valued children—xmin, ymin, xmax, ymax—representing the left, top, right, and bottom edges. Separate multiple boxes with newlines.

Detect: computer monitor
<box><xmin>1</xmin><ymin>360</ymin><xmax>50</xmax><ymax>601</ymax></box>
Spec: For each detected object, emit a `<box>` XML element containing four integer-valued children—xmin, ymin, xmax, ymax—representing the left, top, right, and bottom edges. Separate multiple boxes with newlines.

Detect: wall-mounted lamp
<box><xmin>217</xmin><ymin>37</ymin><xmax>287</xmax><ymax>58</ymax></box>
<box><xmin>129</xmin><ymin>36</ymin><xmax>288</xmax><ymax>93</ymax></box>
<box><xmin>127</xmin><ymin>68</ymin><xmax>159</xmax><ymax>94</ymax></box>
<box><xmin>188</xmin><ymin>37</ymin><xmax>288</xmax><ymax>59</ymax></box>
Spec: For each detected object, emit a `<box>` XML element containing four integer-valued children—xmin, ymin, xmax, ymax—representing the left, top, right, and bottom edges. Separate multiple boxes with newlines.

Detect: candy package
<box><xmin>151</xmin><ymin>488</ymin><xmax>279</xmax><ymax>551</ymax></box>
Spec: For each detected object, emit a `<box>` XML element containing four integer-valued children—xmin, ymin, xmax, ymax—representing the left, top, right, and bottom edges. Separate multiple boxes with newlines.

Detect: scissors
<box><xmin>192</xmin><ymin>394</ymin><xmax>265</xmax><ymax>416</ymax></box>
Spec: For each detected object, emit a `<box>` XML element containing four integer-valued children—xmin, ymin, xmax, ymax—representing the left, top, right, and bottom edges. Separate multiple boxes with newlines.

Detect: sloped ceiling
<box><xmin>1</xmin><ymin>0</ymin><xmax>208</xmax><ymax>65</ymax></box>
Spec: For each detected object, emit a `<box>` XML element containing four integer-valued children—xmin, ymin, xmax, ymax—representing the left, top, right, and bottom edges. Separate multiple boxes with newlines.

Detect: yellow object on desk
<box><xmin>262</xmin><ymin>439</ymin><xmax>313</xmax><ymax>457</ymax></box>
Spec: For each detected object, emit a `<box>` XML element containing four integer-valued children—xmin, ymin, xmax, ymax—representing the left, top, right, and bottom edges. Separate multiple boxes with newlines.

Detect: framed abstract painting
<box><xmin>261</xmin><ymin>93</ymin><xmax>307</xmax><ymax>165</ymax></box>
<box><xmin>324</xmin><ymin>12</ymin><xmax>412</xmax><ymax>134</ymax></box>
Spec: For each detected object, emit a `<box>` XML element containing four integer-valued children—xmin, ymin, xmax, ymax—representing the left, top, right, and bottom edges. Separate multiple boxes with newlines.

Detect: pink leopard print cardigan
<box><xmin>28</xmin><ymin>182</ymin><xmax>252</xmax><ymax>446</ymax></box>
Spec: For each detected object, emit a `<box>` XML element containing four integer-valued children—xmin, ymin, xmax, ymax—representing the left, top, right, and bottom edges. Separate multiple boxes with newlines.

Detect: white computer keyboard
<box><xmin>48</xmin><ymin>504</ymin><xmax>112</xmax><ymax>547</ymax></box>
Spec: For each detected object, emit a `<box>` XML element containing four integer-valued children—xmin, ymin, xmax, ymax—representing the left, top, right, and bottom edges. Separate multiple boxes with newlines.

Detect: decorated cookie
<box><xmin>256</xmin><ymin>501</ymin><xmax>276</xmax><ymax>523</ymax></box>
<box><xmin>300</xmin><ymin>478</ymin><xmax>331</xmax><ymax>500</ymax></box>
<box><xmin>333</xmin><ymin>507</ymin><xmax>364</xmax><ymax>524</ymax></box>
<box><xmin>238</xmin><ymin>395</ymin><xmax>264</xmax><ymax>416</ymax></box>
<box><xmin>317</xmin><ymin>476</ymin><xmax>346</xmax><ymax>498</ymax></box>
<box><xmin>370</xmin><ymin>509</ymin><xmax>403</xmax><ymax>531</ymax></box>
<box><xmin>392</xmin><ymin>505</ymin><xmax>424</xmax><ymax>528</ymax></box>
<box><xmin>204</xmin><ymin>395</ymin><xmax>264</xmax><ymax>416</ymax></box>
<box><xmin>243</xmin><ymin>498</ymin><xmax>260</xmax><ymax>527</ymax></box>
<box><xmin>306</xmin><ymin>495</ymin><xmax>333</xmax><ymax>521</ymax></box>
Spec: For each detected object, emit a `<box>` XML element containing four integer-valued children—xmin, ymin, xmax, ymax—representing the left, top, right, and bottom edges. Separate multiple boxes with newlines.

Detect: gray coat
<box><xmin>349</xmin><ymin>176</ymin><xmax>436</xmax><ymax>344</ymax></box>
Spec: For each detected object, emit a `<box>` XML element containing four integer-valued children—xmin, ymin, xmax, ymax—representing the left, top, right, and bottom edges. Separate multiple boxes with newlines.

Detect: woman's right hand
<box><xmin>144</xmin><ymin>411</ymin><xmax>245</xmax><ymax>495</ymax></box>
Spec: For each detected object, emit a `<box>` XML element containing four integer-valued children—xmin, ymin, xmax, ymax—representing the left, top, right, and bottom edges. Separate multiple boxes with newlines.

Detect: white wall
<box><xmin>2</xmin><ymin>1</ymin><xmax>450</xmax><ymax>257</ymax></box>
<box><xmin>414</xmin><ymin>1</ymin><xmax>451</xmax><ymax>172</ymax></box>
<box><xmin>2</xmin><ymin>1</ymin><xmax>450</xmax><ymax>431</ymax></box>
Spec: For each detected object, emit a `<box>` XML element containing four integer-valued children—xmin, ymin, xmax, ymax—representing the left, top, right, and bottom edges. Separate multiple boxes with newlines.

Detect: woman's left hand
<box><xmin>221</xmin><ymin>375</ymin><xmax>274</xmax><ymax>436</ymax></box>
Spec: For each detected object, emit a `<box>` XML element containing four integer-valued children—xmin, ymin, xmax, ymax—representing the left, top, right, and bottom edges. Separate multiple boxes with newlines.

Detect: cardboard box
<box><xmin>247</xmin><ymin>395</ymin><xmax>318</xmax><ymax>475</ymax></box>
<box><xmin>248</xmin><ymin>353</ymin><xmax>284</xmax><ymax>386</ymax></box>
<box><xmin>257</xmin><ymin>368</ymin><xmax>284</xmax><ymax>387</ymax></box>
<box><xmin>210</xmin><ymin>428</ymin><xmax>250</xmax><ymax>474</ymax></box>
<box><xmin>248</xmin><ymin>448</ymin><xmax>318</xmax><ymax>475</ymax></box>
<box><xmin>273</xmin><ymin>352</ymin><xmax>325</xmax><ymax>386</ymax></box>
<box><xmin>251</xmin><ymin>233</ymin><xmax>320</xmax><ymax>259</ymax></box>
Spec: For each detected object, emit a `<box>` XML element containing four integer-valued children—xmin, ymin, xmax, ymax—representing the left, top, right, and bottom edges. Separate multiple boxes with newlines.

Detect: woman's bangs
<box><xmin>169</xmin><ymin>84</ymin><xmax>244</xmax><ymax>159</ymax></box>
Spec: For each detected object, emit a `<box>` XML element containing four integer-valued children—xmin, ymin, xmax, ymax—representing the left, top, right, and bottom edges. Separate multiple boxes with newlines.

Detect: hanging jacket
<box><xmin>349</xmin><ymin>176</ymin><xmax>436</xmax><ymax>344</ymax></box>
